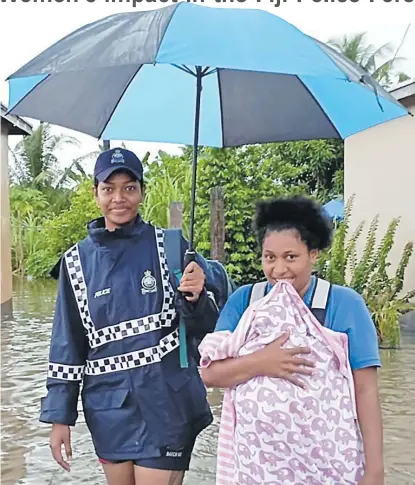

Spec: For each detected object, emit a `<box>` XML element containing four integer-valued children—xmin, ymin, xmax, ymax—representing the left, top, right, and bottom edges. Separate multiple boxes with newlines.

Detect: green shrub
<box><xmin>10</xmin><ymin>187</ymin><xmax>49</xmax><ymax>275</ymax></box>
<box><xmin>316</xmin><ymin>196</ymin><xmax>415</xmax><ymax>347</ymax></box>
<box><xmin>26</xmin><ymin>179</ymin><xmax>100</xmax><ymax>278</ymax></box>
<box><xmin>141</xmin><ymin>151</ymin><xmax>192</xmax><ymax>238</ymax></box>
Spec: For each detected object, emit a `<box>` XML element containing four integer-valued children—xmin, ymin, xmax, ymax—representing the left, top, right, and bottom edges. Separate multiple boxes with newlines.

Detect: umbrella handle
<box><xmin>178</xmin><ymin>249</ymin><xmax>196</xmax><ymax>369</ymax></box>
<box><xmin>181</xmin><ymin>249</ymin><xmax>196</xmax><ymax>298</ymax></box>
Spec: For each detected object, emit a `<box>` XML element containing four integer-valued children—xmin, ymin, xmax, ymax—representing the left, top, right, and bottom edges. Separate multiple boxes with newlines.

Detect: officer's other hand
<box><xmin>50</xmin><ymin>423</ymin><xmax>72</xmax><ymax>471</ymax></box>
<box><xmin>178</xmin><ymin>262</ymin><xmax>205</xmax><ymax>302</ymax></box>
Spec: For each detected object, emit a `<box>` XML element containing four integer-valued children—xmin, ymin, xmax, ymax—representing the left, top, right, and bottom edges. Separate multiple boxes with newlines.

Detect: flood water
<box><xmin>1</xmin><ymin>278</ymin><xmax>415</xmax><ymax>485</ymax></box>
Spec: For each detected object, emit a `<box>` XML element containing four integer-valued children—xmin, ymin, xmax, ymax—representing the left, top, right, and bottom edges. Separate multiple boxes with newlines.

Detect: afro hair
<box><xmin>253</xmin><ymin>195</ymin><xmax>333</xmax><ymax>251</ymax></box>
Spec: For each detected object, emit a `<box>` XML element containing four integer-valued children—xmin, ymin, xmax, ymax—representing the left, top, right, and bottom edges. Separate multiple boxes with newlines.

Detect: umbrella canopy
<box><xmin>6</xmin><ymin>3</ymin><xmax>410</xmax><ymax>253</ymax></box>
<box><xmin>323</xmin><ymin>199</ymin><xmax>344</xmax><ymax>221</ymax></box>
<box><xmin>7</xmin><ymin>3</ymin><xmax>409</xmax><ymax>147</ymax></box>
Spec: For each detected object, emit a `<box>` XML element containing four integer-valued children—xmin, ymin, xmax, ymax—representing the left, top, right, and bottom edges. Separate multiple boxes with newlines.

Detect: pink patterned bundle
<box><xmin>199</xmin><ymin>280</ymin><xmax>365</xmax><ymax>485</ymax></box>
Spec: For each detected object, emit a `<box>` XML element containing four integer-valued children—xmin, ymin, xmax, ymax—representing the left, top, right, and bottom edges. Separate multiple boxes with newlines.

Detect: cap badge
<box><xmin>110</xmin><ymin>149</ymin><xmax>125</xmax><ymax>164</ymax></box>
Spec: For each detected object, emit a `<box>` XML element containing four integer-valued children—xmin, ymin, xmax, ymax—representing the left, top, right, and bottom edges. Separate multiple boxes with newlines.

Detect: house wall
<box><xmin>1</xmin><ymin>121</ymin><xmax>13</xmax><ymax>317</ymax></box>
<box><xmin>344</xmin><ymin>95</ymin><xmax>415</xmax><ymax>296</ymax></box>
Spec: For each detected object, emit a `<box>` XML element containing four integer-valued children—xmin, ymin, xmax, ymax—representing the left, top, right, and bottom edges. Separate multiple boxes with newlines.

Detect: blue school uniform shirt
<box><xmin>215</xmin><ymin>276</ymin><xmax>381</xmax><ymax>371</ymax></box>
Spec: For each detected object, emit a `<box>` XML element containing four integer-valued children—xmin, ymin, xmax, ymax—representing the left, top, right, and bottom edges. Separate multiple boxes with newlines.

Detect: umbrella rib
<box><xmin>172</xmin><ymin>65</ymin><xmax>216</xmax><ymax>77</ymax></box>
<box><xmin>172</xmin><ymin>64</ymin><xmax>196</xmax><ymax>76</ymax></box>
<box><xmin>203</xmin><ymin>68</ymin><xmax>217</xmax><ymax>77</ymax></box>
<box><xmin>98</xmin><ymin>65</ymin><xmax>144</xmax><ymax>141</ymax></box>
<box><xmin>6</xmin><ymin>74</ymin><xmax>50</xmax><ymax>116</ymax></box>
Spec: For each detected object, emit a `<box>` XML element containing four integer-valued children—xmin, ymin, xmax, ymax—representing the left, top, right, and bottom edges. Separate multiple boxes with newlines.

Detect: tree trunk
<box><xmin>169</xmin><ymin>202</ymin><xmax>183</xmax><ymax>229</ymax></box>
<box><xmin>210</xmin><ymin>186</ymin><xmax>225</xmax><ymax>262</ymax></box>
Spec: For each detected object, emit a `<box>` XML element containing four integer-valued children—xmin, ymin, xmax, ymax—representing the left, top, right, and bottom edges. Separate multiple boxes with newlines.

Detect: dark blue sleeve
<box><xmin>40</xmin><ymin>259</ymin><xmax>88</xmax><ymax>426</ymax></box>
<box><xmin>214</xmin><ymin>285</ymin><xmax>251</xmax><ymax>332</ymax></box>
<box><xmin>327</xmin><ymin>286</ymin><xmax>381</xmax><ymax>371</ymax></box>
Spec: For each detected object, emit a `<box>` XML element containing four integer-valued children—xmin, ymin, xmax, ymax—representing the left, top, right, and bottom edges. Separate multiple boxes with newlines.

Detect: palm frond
<box><xmin>327</xmin><ymin>31</ymin><xmax>410</xmax><ymax>87</ymax></box>
<box><xmin>328</xmin><ymin>32</ymin><xmax>368</xmax><ymax>63</ymax></box>
<box><xmin>362</xmin><ymin>42</ymin><xmax>394</xmax><ymax>72</ymax></box>
<box><xmin>397</xmin><ymin>72</ymin><xmax>411</xmax><ymax>83</ymax></box>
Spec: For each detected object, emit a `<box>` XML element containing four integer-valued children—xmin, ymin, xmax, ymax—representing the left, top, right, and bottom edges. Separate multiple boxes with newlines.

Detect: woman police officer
<box><xmin>41</xmin><ymin>147</ymin><xmax>220</xmax><ymax>485</ymax></box>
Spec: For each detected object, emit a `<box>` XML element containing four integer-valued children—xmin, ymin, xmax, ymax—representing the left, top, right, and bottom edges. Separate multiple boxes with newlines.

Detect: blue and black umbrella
<box><xmin>6</xmin><ymin>2</ymin><xmax>410</xmax><ymax>251</ymax></box>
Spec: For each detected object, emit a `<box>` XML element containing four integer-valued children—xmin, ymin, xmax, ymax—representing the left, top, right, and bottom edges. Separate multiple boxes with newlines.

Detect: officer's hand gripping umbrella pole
<box><xmin>179</xmin><ymin>66</ymin><xmax>204</xmax><ymax>369</ymax></box>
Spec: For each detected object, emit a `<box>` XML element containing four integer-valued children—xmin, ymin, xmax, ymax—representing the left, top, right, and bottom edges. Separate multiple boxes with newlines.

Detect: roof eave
<box><xmin>1</xmin><ymin>103</ymin><xmax>33</xmax><ymax>136</ymax></box>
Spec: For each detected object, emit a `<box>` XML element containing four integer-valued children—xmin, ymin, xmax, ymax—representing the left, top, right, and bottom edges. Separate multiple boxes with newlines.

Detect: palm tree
<box><xmin>9</xmin><ymin>123</ymin><xmax>81</xmax><ymax>188</ymax></box>
<box><xmin>328</xmin><ymin>32</ymin><xmax>410</xmax><ymax>88</ymax></box>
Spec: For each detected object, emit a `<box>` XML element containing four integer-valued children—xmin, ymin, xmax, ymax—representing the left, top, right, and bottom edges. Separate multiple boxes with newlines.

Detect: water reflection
<box><xmin>378</xmin><ymin>338</ymin><xmax>415</xmax><ymax>483</ymax></box>
<box><xmin>1</xmin><ymin>279</ymin><xmax>414</xmax><ymax>484</ymax></box>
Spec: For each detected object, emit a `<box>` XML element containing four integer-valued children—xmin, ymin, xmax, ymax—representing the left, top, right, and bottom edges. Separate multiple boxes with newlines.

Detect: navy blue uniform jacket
<box><xmin>40</xmin><ymin>217</ymin><xmax>218</xmax><ymax>461</ymax></box>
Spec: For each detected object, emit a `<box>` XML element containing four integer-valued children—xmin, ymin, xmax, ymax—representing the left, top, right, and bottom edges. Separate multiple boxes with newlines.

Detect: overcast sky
<box><xmin>1</xmin><ymin>1</ymin><xmax>414</xmax><ymax>173</ymax></box>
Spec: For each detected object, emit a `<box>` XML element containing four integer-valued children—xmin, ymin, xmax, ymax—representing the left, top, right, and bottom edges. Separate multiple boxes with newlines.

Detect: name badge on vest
<box><xmin>141</xmin><ymin>270</ymin><xmax>157</xmax><ymax>295</ymax></box>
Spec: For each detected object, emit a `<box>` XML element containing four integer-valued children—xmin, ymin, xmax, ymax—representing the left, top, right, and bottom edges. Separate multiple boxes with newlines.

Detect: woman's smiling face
<box><xmin>94</xmin><ymin>171</ymin><xmax>143</xmax><ymax>231</ymax></box>
<box><xmin>261</xmin><ymin>229</ymin><xmax>318</xmax><ymax>297</ymax></box>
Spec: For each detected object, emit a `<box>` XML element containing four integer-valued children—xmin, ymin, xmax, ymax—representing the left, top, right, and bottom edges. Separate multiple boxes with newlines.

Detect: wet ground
<box><xmin>1</xmin><ymin>279</ymin><xmax>414</xmax><ymax>484</ymax></box>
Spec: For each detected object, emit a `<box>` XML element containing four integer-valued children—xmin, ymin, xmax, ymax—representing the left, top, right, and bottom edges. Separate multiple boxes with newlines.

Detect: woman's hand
<box><xmin>178</xmin><ymin>262</ymin><xmax>205</xmax><ymax>302</ymax></box>
<box><xmin>254</xmin><ymin>333</ymin><xmax>315</xmax><ymax>388</ymax></box>
<box><xmin>50</xmin><ymin>423</ymin><xmax>72</xmax><ymax>471</ymax></box>
<box><xmin>201</xmin><ymin>332</ymin><xmax>314</xmax><ymax>389</ymax></box>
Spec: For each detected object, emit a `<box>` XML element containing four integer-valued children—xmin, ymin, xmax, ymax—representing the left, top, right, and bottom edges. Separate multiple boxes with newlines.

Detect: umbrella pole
<box><xmin>188</xmin><ymin>66</ymin><xmax>203</xmax><ymax>254</ymax></box>
<box><xmin>179</xmin><ymin>66</ymin><xmax>202</xmax><ymax>369</ymax></box>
